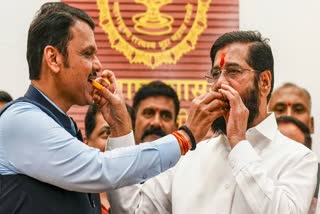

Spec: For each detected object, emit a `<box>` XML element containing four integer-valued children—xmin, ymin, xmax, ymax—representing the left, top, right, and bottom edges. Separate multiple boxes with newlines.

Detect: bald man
<box><xmin>269</xmin><ymin>82</ymin><xmax>314</xmax><ymax>133</ymax></box>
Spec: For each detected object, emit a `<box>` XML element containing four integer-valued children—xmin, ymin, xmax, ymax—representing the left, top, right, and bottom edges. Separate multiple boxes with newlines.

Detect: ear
<box><xmin>83</xmin><ymin>136</ymin><xmax>89</xmax><ymax>145</ymax></box>
<box><xmin>43</xmin><ymin>45</ymin><xmax>64</xmax><ymax>74</ymax></box>
<box><xmin>259</xmin><ymin>70</ymin><xmax>272</xmax><ymax>98</ymax></box>
<box><xmin>310</xmin><ymin>116</ymin><xmax>314</xmax><ymax>134</ymax></box>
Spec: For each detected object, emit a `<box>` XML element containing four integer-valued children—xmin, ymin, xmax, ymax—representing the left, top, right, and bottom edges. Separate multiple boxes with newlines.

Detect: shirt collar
<box><xmin>216</xmin><ymin>113</ymin><xmax>278</xmax><ymax>151</ymax></box>
<box><xmin>247</xmin><ymin>113</ymin><xmax>277</xmax><ymax>141</ymax></box>
<box><xmin>33</xmin><ymin>85</ymin><xmax>68</xmax><ymax>116</ymax></box>
<box><xmin>246</xmin><ymin>112</ymin><xmax>278</xmax><ymax>150</ymax></box>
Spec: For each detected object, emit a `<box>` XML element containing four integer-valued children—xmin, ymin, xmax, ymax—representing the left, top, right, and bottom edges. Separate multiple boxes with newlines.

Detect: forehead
<box><xmin>270</xmin><ymin>87</ymin><xmax>311</xmax><ymax>108</ymax></box>
<box><xmin>137</xmin><ymin>96</ymin><xmax>175</xmax><ymax>112</ymax></box>
<box><xmin>95</xmin><ymin>112</ymin><xmax>108</xmax><ymax>126</ymax></box>
<box><xmin>68</xmin><ymin>20</ymin><xmax>96</xmax><ymax>49</ymax></box>
<box><xmin>213</xmin><ymin>42</ymin><xmax>250</xmax><ymax>67</ymax></box>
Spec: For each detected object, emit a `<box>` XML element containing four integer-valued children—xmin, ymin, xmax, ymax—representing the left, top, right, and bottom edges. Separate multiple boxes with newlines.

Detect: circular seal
<box><xmin>98</xmin><ymin>0</ymin><xmax>211</xmax><ymax>69</ymax></box>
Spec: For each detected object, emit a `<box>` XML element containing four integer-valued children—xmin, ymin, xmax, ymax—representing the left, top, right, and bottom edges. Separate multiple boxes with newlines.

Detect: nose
<box><xmin>285</xmin><ymin>107</ymin><xmax>292</xmax><ymax>116</ymax></box>
<box><xmin>210</xmin><ymin>73</ymin><xmax>229</xmax><ymax>92</ymax></box>
<box><xmin>93</xmin><ymin>55</ymin><xmax>102</xmax><ymax>72</ymax></box>
<box><xmin>150</xmin><ymin>113</ymin><xmax>161</xmax><ymax>127</ymax></box>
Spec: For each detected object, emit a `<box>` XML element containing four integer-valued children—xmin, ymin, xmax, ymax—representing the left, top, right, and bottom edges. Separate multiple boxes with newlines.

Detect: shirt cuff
<box><xmin>228</xmin><ymin>140</ymin><xmax>260</xmax><ymax>175</ymax></box>
<box><xmin>106</xmin><ymin>131</ymin><xmax>135</xmax><ymax>150</ymax></box>
<box><xmin>151</xmin><ymin>134</ymin><xmax>181</xmax><ymax>172</ymax></box>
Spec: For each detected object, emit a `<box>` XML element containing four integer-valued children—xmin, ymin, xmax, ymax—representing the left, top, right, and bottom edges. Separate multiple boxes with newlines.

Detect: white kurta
<box><xmin>109</xmin><ymin>113</ymin><xmax>318</xmax><ymax>214</ymax></box>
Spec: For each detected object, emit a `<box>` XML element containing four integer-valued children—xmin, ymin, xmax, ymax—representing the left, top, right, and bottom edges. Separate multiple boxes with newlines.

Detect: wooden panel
<box><xmin>63</xmin><ymin>0</ymin><xmax>239</xmax><ymax>134</ymax></box>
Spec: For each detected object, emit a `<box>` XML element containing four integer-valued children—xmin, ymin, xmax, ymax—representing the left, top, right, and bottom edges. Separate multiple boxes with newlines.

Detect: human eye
<box><xmin>226</xmin><ymin>67</ymin><xmax>242</xmax><ymax>77</ymax></box>
<box><xmin>82</xmin><ymin>50</ymin><xmax>93</xmax><ymax>58</ymax></box>
<box><xmin>210</xmin><ymin>69</ymin><xmax>221</xmax><ymax>79</ymax></box>
<box><xmin>99</xmin><ymin>127</ymin><xmax>111</xmax><ymax>139</ymax></box>
<box><xmin>161</xmin><ymin>111</ymin><xmax>173</xmax><ymax>121</ymax></box>
<box><xmin>82</xmin><ymin>47</ymin><xmax>96</xmax><ymax>58</ymax></box>
<box><xmin>293</xmin><ymin>104</ymin><xmax>307</xmax><ymax>114</ymax></box>
<box><xmin>272</xmin><ymin>103</ymin><xmax>286</xmax><ymax>113</ymax></box>
<box><xmin>143</xmin><ymin>108</ymin><xmax>154</xmax><ymax>118</ymax></box>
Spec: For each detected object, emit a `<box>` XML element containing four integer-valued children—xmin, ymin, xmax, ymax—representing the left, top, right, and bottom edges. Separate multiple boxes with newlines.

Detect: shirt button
<box><xmin>169</xmin><ymin>161</ymin><xmax>173</xmax><ymax>167</ymax></box>
<box><xmin>142</xmin><ymin>174</ymin><xmax>148</xmax><ymax>179</ymax></box>
<box><xmin>230</xmin><ymin>160</ymin><xmax>235</xmax><ymax>167</ymax></box>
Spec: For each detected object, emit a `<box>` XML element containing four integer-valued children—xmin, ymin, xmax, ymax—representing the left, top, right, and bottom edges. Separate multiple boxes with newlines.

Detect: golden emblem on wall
<box><xmin>133</xmin><ymin>0</ymin><xmax>174</xmax><ymax>36</ymax></box>
<box><xmin>97</xmin><ymin>0</ymin><xmax>211</xmax><ymax>68</ymax></box>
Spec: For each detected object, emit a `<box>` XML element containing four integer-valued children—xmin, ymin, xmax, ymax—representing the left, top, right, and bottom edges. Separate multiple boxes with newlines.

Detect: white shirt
<box><xmin>109</xmin><ymin>113</ymin><xmax>318</xmax><ymax>214</ymax></box>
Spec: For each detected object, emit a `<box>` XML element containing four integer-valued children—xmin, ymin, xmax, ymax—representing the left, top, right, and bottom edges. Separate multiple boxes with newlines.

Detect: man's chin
<box><xmin>141</xmin><ymin>134</ymin><xmax>163</xmax><ymax>143</ymax></box>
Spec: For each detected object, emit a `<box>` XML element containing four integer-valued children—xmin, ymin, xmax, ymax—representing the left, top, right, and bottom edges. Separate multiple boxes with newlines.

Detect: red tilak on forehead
<box><xmin>220</xmin><ymin>52</ymin><xmax>226</xmax><ymax>67</ymax></box>
<box><xmin>286</xmin><ymin>102</ymin><xmax>292</xmax><ymax>107</ymax></box>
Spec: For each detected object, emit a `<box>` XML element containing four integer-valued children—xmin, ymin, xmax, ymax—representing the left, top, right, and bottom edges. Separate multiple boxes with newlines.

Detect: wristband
<box><xmin>179</xmin><ymin>125</ymin><xmax>196</xmax><ymax>150</ymax></box>
<box><xmin>172</xmin><ymin>131</ymin><xmax>189</xmax><ymax>155</ymax></box>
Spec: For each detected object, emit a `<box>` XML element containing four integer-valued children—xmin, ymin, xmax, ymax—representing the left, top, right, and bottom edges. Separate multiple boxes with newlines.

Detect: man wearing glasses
<box><xmin>109</xmin><ymin>31</ymin><xmax>318</xmax><ymax>214</ymax></box>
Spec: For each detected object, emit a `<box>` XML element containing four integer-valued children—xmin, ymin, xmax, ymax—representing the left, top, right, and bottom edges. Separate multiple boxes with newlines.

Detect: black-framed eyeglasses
<box><xmin>204</xmin><ymin>67</ymin><xmax>259</xmax><ymax>84</ymax></box>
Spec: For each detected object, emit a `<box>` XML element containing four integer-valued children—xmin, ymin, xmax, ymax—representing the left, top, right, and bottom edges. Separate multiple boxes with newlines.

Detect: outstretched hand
<box><xmin>91</xmin><ymin>70</ymin><xmax>131</xmax><ymax>137</ymax></box>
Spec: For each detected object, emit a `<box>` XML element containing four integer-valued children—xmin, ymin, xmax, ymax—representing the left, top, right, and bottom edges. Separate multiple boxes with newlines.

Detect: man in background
<box><xmin>0</xmin><ymin>90</ymin><xmax>13</xmax><ymax>109</ymax></box>
<box><xmin>133</xmin><ymin>81</ymin><xmax>180</xmax><ymax>144</ymax></box>
<box><xmin>108</xmin><ymin>81</ymin><xmax>180</xmax><ymax>213</ymax></box>
<box><xmin>269</xmin><ymin>83</ymin><xmax>318</xmax><ymax>213</ymax></box>
<box><xmin>269</xmin><ymin>82</ymin><xmax>314</xmax><ymax>133</ymax></box>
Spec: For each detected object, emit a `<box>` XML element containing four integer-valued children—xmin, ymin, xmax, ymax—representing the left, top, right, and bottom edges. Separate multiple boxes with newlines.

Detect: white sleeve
<box><xmin>229</xmin><ymin>140</ymin><xmax>318</xmax><ymax>214</ymax></box>
<box><xmin>108</xmin><ymin>167</ymin><xmax>175</xmax><ymax>214</ymax></box>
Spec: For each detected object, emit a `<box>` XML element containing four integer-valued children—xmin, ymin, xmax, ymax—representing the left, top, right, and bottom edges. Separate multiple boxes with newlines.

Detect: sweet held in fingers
<box><xmin>88</xmin><ymin>73</ymin><xmax>104</xmax><ymax>91</ymax></box>
<box><xmin>88</xmin><ymin>79</ymin><xmax>104</xmax><ymax>91</ymax></box>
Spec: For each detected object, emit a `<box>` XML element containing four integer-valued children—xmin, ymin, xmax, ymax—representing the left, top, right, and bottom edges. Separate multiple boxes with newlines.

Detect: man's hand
<box><xmin>184</xmin><ymin>91</ymin><xmax>228</xmax><ymax>143</ymax></box>
<box><xmin>92</xmin><ymin>70</ymin><xmax>131</xmax><ymax>137</ymax></box>
<box><xmin>218</xmin><ymin>84</ymin><xmax>249</xmax><ymax>148</ymax></box>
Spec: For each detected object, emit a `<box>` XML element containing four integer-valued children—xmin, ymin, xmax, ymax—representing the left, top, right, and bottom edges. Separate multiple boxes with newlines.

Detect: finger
<box><xmin>96</xmin><ymin>86</ymin><xmax>119</xmax><ymax>105</ymax></box>
<box><xmin>196</xmin><ymin>93</ymin><xmax>207</xmax><ymax>101</ymax></box>
<box><xmin>218</xmin><ymin>86</ymin><xmax>242</xmax><ymax>108</ymax></box>
<box><xmin>219</xmin><ymin>89</ymin><xmax>237</xmax><ymax>110</ymax></box>
<box><xmin>198</xmin><ymin>91</ymin><xmax>225</xmax><ymax>105</ymax></box>
<box><xmin>206</xmin><ymin>99</ymin><xmax>230</xmax><ymax>112</ymax></box>
<box><xmin>92</xmin><ymin>93</ymin><xmax>102</xmax><ymax>104</ymax></box>
<box><xmin>220</xmin><ymin>84</ymin><xmax>238</xmax><ymax>96</ymax></box>
<box><xmin>207</xmin><ymin>91</ymin><xmax>223</xmax><ymax>101</ymax></box>
<box><xmin>100</xmin><ymin>70</ymin><xmax>117</xmax><ymax>85</ymax></box>
<box><xmin>101</xmin><ymin>70</ymin><xmax>119</xmax><ymax>93</ymax></box>
<box><xmin>208</xmin><ymin>108</ymin><xmax>227</xmax><ymax>120</ymax></box>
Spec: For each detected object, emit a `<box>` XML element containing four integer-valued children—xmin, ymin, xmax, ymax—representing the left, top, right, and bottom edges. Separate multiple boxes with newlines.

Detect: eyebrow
<box><xmin>213</xmin><ymin>62</ymin><xmax>240</xmax><ymax>68</ymax></box>
<box><xmin>274</xmin><ymin>102</ymin><xmax>305</xmax><ymax>106</ymax></box>
<box><xmin>80</xmin><ymin>45</ymin><xmax>97</xmax><ymax>54</ymax></box>
<box><xmin>160</xmin><ymin>109</ymin><xmax>173</xmax><ymax>116</ymax></box>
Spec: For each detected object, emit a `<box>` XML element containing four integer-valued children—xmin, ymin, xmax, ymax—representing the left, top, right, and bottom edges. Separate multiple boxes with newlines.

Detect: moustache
<box><xmin>141</xmin><ymin>126</ymin><xmax>167</xmax><ymax>141</ymax></box>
